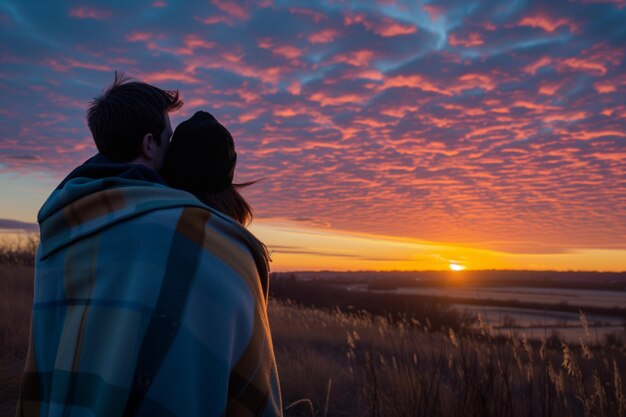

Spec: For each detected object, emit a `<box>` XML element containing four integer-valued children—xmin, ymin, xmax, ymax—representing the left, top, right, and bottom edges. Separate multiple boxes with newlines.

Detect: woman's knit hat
<box><xmin>162</xmin><ymin>111</ymin><xmax>237</xmax><ymax>192</ymax></box>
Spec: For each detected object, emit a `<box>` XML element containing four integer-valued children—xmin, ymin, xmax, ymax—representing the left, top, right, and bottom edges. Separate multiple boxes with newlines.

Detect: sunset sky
<box><xmin>1</xmin><ymin>0</ymin><xmax>625</xmax><ymax>271</ymax></box>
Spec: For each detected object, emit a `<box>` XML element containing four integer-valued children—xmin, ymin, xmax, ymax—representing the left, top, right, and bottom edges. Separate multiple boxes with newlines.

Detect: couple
<box><xmin>16</xmin><ymin>74</ymin><xmax>282</xmax><ymax>417</ymax></box>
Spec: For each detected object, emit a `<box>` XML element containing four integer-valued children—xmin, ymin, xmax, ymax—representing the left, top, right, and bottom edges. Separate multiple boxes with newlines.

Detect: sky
<box><xmin>1</xmin><ymin>0</ymin><xmax>625</xmax><ymax>271</ymax></box>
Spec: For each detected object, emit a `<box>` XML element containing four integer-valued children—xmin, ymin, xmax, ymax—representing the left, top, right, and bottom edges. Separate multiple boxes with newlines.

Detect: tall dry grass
<box><xmin>270</xmin><ymin>300</ymin><xmax>626</xmax><ymax>417</ymax></box>
<box><xmin>0</xmin><ymin>244</ymin><xmax>36</xmax><ymax>416</ymax></box>
<box><xmin>0</xmin><ymin>234</ymin><xmax>37</xmax><ymax>267</ymax></box>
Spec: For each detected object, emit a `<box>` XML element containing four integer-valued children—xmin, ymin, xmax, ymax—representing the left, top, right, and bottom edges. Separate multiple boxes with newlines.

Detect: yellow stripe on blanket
<box><xmin>63</xmin><ymin>189</ymin><xmax>126</xmax><ymax>227</ymax></box>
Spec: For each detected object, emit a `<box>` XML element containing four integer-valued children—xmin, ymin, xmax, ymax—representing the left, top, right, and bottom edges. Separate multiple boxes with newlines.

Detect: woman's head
<box><xmin>161</xmin><ymin>111</ymin><xmax>254</xmax><ymax>226</ymax></box>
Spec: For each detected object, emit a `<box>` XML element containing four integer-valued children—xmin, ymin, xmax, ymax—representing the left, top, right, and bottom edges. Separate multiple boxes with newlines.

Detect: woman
<box><xmin>161</xmin><ymin>111</ymin><xmax>281</xmax><ymax>416</ymax></box>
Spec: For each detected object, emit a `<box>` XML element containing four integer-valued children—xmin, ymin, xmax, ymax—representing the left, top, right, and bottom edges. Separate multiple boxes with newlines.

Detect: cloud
<box><xmin>0</xmin><ymin>219</ymin><xmax>38</xmax><ymax>232</ymax></box>
<box><xmin>343</xmin><ymin>12</ymin><xmax>417</xmax><ymax>38</ymax></box>
<box><xmin>1</xmin><ymin>0</ymin><xmax>625</xmax><ymax>258</ymax></box>
<box><xmin>211</xmin><ymin>0</ymin><xmax>251</xmax><ymax>21</ymax></box>
<box><xmin>448</xmin><ymin>32</ymin><xmax>484</xmax><ymax>47</ymax></box>
<box><xmin>308</xmin><ymin>28</ymin><xmax>340</xmax><ymax>44</ymax></box>
<box><xmin>267</xmin><ymin>244</ymin><xmax>419</xmax><ymax>262</ymax></box>
<box><xmin>68</xmin><ymin>7</ymin><xmax>112</xmax><ymax>20</ymax></box>
<box><xmin>518</xmin><ymin>15</ymin><xmax>579</xmax><ymax>33</ymax></box>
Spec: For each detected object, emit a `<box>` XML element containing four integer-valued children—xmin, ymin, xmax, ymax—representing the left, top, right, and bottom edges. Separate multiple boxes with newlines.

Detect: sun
<box><xmin>449</xmin><ymin>263</ymin><xmax>466</xmax><ymax>271</ymax></box>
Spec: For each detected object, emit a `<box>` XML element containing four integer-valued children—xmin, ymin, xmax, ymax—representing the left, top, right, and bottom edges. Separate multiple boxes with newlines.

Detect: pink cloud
<box><xmin>196</xmin><ymin>15</ymin><xmax>235</xmax><ymax>26</ymax></box>
<box><xmin>380</xmin><ymin>73</ymin><xmax>498</xmax><ymax>97</ymax></box>
<box><xmin>258</xmin><ymin>39</ymin><xmax>305</xmax><ymax>60</ymax></box>
<box><xmin>238</xmin><ymin>108</ymin><xmax>265</xmax><ymax>123</ymax></box>
<box><xmin>287</xmin><ymin>81</ymin><xmax>301</xmax><ymax>95</ymax></box>
<box><xmin>344</xmin><ymin>12</ymin><xmax>369</xmax><ymax>27</ymax></box>
<box><xmin>379</xmin><ymin>74</ymin><xmax>450</xmax><ymax>95</ymax></box>
<box><xmin>343</xmin><ymin>69</ymin><xmax>384</xmax><ymax>81</ymax></box>
<box><xmin>152</xmin><ymin>1</ymin><xmax>166</xmax><ymax>7</ymax></box>
<box><xmin>524</xmin><ymin>45</ymin><xmax>622</xmax><ymax>77</ymax></box>
<box><xmin>512</xmin><ymin>100</ymin><xmax>558</xmax><ymax>112</ymax></box>
<box><xmin>289</xmin><ymin>7</ymin><xmax>327</xmax><ymax>23</ymax></box>
<box><xmin>126</xmin><ymin>32</ymin><xmax>152</xmax><ymax>42</ymax></box>
<box><xmin>375</xmin><ymin>18</ymin><xmax>417</xmax><ymax>37</ymax></box>
<box><xmin>560</xmin><ymin>57</ymin><xmax>608</xmax><ymax>75</ymax></box>
<box><xmin>600</xmin><ymin>106</ymin><xmax>626</xmax><ymax>117</ymax></box>
<box><xmin>422</xmin><ymin>4</ymin><xmax>444</xmax><ymax>21</ymax></box>
<box><xmin>594</xmin><ymin>73</ymin><xmax>626</xmax><ymax>94</ymax></box>
<box><xmin>309</xmin><ymin>92</ymin><xmax>366</xmax><ymax>107</ymax></box>
<box><xmin>141</xmin><ymin>71</ymin><xmax>201</xmax><ymax>84</ymax></box>
<box><xmin>595</xmin><ymin>83</ymin><xmax>616</xmax><ymax>93</ymax></box>
<box><xmin>523</xmin><ymin>56</ymin><xmax>553</xmax><ymax>74</ymax></box>
<box><xmin>571</xmin><ymin>130</ymin><xmax>626</xmax><ymax>140</ymax></box>
<box><xmin>448</xmin><ymin>33</ymin><xmax>484</xmax><ymax>47</ymax></box>
<box><xmin>556</xmin><ymin>44</ymin><xmax>623</xmax><ymax>76</ymax></box>
<box><xmin>589</xmin><ymin>152</ymin><xmax>626</xmax><ymax>161</ymax></box>
<box><xmin>68</xmin><ymin>60</ymin><xmax>110</xmax><ymax>72</ymax></box>
<box><xmin>44</xmin><ymin>58</ymin><xmax>111</xmax><ymax>73</ymax></box>
<box><xmin>183</xmin><ymin>52</ymin><xmax>285</xmax><ymax>85</ymax></box>
<box><xmin>176</xmin><ymin>35</ymin><xmax>216</xmax><ymax>55</ymax></box>
<box><xmin>452</xmin><ymin>73</ymin><xmax>497</xmax><ymax>93</ymax></box>
<box><xmin>211</xmin><ymin>0</ymin><xmax>250</xmax><ymax>20</ymax></box>
<box><xmin>184</xmin><ymin>98</ymin><xmax>209</xmax><ymax>108</ymax></box>
<box><xmin>543</xmin><ymin>111</ymin><xmax>588</xmax><ymax>122</ymax></box>
<box><xmin>44</xmin><ymin>91</ymin><xmax>85</xmax><ymax>110</ymax></box>
<box><xmin>354</xmin><ymin>117</ymin><xmax>394</xmax><ymax>128</ymax></box>
<box><xmin>308</xmin><ymin>29</ymin><xmax>339</xmax><ymax>44</ymax></box>
<box><xmin>235</xmin><ymin>86</ymin><xmax>261</xmax><ymax>103</ymax></box>
<box><xmin>538</xmin><ymin>81</ymin><xmax>565</xmax><ymax>95</ymax></box>
<box><xmin>69</xmin><ymin>7</ymin><xmax>111</xmax><ymax>20</ymax></box>
<box><xmin>273</xmin><ymin>108</ymin><xmax>299</xmax><ymax>118</ymax></box>
<box><xmin>518</xmin><ymin>15</ymin><xmax>579</xmax><ymax>32</ymax></box>
<box><xmin>331</xmin><ymin>50</ymin><xmax>376</xmax><ymax>67</ymax></box>
<box><xmin>273</xmin><ymin>45</ymin><xmax>306</xmax><ymax>59</ymax></box>
<box><xmin>344</xmin><ymin>13</ymin><xmax>416</xmax><ymax>37</ymax></box>
<box><xmin>380</xmin><ymin>105</ymin><xmax>420</xmax><ymax>118</ymax></box>
<box><xmin>125</xmin><ymin>31</ymin><xmax>166</xmax><ymax>52</ymax></box>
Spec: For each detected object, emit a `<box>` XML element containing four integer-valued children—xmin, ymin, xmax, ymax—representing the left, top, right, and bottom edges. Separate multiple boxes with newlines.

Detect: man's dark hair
<box><xmin>87</xmin><ymin>72</ymin><xmax>183</xmax><ymax>162</ymax></box>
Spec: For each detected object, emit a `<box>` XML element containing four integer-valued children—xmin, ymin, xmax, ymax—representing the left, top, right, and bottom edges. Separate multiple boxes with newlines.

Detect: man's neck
<box><xmin>131</xmin><ymin>156</ymin><xmax>158</xmax><ymax>173</ymax></box>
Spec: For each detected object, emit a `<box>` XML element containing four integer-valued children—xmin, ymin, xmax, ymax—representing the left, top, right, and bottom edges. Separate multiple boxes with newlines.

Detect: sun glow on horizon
<box><xmin>248</xmin><ymin>219</ymin><xmax>626</xmax><ymax>272</ymax></box>
<box><xmin>449</xmin><ymin>263</ymin><xmax>466</xmax><ymax>271</ymax></box>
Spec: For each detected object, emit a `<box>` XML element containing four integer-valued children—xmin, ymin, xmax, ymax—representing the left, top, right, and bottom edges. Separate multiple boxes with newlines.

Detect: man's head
<box><xmin>87</xmin><ymin>72</ymin><xmax>183</xmax><ymax>172</ymax></box>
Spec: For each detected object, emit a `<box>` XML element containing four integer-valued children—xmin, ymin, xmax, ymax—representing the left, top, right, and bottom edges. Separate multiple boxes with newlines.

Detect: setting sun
<box><xmin>449</xmin><ymin>263</ymin><xmax>466</xmax><ymax>271</ymax></box>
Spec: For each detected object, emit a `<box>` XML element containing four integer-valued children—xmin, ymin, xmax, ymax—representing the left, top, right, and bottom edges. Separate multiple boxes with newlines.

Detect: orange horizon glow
<box><xmin>2</xmin><ymin>221</ymin><xmax>626</xmax><ymax>273</ymax></box>
<box><xmin>247</xmin><ymin>219</ymin><xmax>626</xmax><ymax>273</ymax></box>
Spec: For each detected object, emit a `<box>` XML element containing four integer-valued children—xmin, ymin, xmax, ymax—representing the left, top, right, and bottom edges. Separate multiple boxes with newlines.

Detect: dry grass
<box><xmin>0</xmin><ymin>264</ymin><xmax>33</xmax><ymax>416</ymax></box>
<box><xmin>0</xmin><ymin>235</ymin><xmax>38</xmax><ymax>415</ymax></box>
<box><xmin>0</xmin><ymin>234</ymin><xmax>37</xmax><ymax>267</ymax></box>
<box><xmin>1</xmin><ymin>249</ymin><xmax>625</xmax><ymax>417</ymax></box>
<box><xmin>271</xmin><ymin>299</ymin><xmax>626</xmax><ymax>417</ymax></box>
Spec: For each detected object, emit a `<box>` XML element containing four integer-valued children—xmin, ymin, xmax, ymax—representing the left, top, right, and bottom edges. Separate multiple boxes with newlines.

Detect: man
<box><xmin>16</xmin><ymin>73</ymin><xmax>282</xmax><ymax>417</ymax></box>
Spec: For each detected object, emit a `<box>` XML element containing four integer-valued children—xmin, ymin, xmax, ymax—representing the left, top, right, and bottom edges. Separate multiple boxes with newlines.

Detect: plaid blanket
<box><xmin>16</xmin><ymin>166</ymin><xmax>282</xmax><ymax>416</ymax></box>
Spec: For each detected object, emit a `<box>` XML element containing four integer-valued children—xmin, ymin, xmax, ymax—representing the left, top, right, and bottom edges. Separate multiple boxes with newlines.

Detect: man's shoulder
<box><xmin>37</xmin><ymin>182</ymin><xmax>212</xmax><ymax>261</ymax></box>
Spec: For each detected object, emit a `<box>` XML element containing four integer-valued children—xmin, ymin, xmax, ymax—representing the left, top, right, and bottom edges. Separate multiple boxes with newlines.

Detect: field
<box><xmin>1</xmin><ymin>245</ymin><xmax>626</xmax><ymax>416</ymax></box>
<box><xmin>334</xmin><ymin>283</ymin><xmax>626</xmax><ymax>342</ymax></box>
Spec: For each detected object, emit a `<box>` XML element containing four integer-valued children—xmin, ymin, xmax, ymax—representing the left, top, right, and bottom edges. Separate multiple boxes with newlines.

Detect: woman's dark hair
<box><xmin>87</xmin><ymin>71</ymin><xmax>183</xmax><ymax>162</ymax></box>
<box><xmin>193</xmin><ymin>181</ymin><xmax>259</xmax><ymax>226</ymax></box>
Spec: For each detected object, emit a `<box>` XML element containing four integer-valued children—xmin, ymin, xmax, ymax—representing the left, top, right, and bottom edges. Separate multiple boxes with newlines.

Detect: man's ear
<box><xmin>140</xmin><ymin>133</ymin><xmax>155</xmax><ymax>161</ymax></box>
